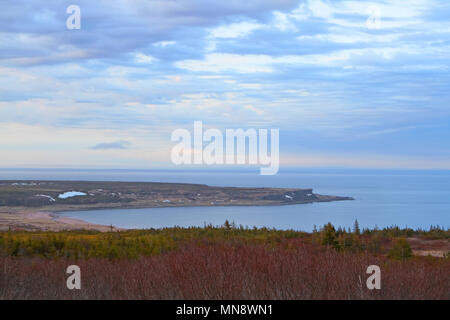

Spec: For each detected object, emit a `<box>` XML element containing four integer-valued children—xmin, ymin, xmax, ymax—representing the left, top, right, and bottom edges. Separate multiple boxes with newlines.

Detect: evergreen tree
<box><xmin>388</xmin><ymin>238</ymin><xmax>413</xmax><ymax>260</ymax></box>
<box><xmin>321</xmin><ymin>223</ymin><xmax>339</xmax><ymax>249</ymax></box>
<box><xmin>353</xmin><ymin>219</ymin><xmax>361</xmax><ymax>235</ymax></box>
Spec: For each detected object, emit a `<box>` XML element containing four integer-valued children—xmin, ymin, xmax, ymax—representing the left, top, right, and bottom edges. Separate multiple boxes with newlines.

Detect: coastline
<box><xmin>0</xmin><ymin>180</ymin><xmax>353</xmax><ymax>231</ymax></box>
<box><xmin>0</xmin><ymin>195</ymin><xmax>354</xmax><ymax>232</ymax></box>
<box><xmin>0</xmin><ymin>207</ymin><xmax>119</xmax><ymax>232</ymax></box>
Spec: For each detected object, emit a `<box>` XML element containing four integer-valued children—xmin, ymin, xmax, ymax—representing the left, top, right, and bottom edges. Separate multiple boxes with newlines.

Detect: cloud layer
<box><xmin>1</xmin><ymin>0</ymin><xmax>450</xmax><ymax>169</ymax></box>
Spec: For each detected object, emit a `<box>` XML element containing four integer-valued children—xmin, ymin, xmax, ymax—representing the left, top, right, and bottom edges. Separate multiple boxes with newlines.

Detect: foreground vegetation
<box><xmin>0</xmin><ymin>221</ymin><xmax>448</xmax><ymax>259</ymax></box>
<box><xmin>0</xmin><ymin>222</ymin><xmax>449</xmax><ymax>299</ymax></box>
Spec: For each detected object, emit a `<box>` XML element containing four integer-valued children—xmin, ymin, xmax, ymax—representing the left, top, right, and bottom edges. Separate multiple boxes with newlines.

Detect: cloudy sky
<box><xmin>1</xmin><ymin>0</ymin><xmax>449</xmax><ymax>169</ymax></box>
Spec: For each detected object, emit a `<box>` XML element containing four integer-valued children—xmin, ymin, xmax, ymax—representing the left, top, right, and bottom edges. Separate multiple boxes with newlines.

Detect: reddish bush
<box><xmin>0</xmin><ymin>240</ymin><xmax>448</xmax><ymax>300</ymax></box>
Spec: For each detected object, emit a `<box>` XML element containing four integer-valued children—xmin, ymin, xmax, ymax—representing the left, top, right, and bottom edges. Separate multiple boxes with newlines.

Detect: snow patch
<box><xmin>58</xmin><ymin>191</ymin><xmax>87</xmax><ymax>199</ymax></box>
<box><xmin>12</xmin><ymin>182</ymin><xmax>37</xmax><ymax>186</ymax></box>
<box><xmin>35</xmin><ymin>194</ymin><xmax>56</xmax><ymax>202</ymax></box>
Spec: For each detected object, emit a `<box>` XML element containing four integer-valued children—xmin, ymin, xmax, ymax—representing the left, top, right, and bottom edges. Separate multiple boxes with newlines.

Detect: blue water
<box><xmin>1</xmin><ymin>168</ymin><xmax>449</xmax><ymax>231</ymax></box>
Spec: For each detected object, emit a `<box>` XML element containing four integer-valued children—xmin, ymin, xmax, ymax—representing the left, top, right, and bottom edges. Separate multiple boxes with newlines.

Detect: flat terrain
<box><xmin>0</xmin><ymin>180</ymin><xmax>353</xmax><ymax>231</ymax></box>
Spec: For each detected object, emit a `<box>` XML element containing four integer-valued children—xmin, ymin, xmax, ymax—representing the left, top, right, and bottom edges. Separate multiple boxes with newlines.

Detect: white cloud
<box><xmin>239</xmin><ymin>83</ymin><xmax>264</xmax><ymax>89</ymax></box>
<box><xmin>1</xmin><ymin>0</ymin><xmax>449</xmax><ymax>169</ymax></box>
<box><xmin>244</xmin><ymin>105</ymin><xmax>265</xmax><ymax>115</ymax></box>
<box><xmin>304</xmin><ymin>0</ymin><xmax>431</xmax><ymax>29</ymax></box>
<box><xmin>153</xmin><ymin>41</ymin><xmax>176</xmax><ymax>47</ymax></box>
<box><xmin>176</xmin><ymin>46</ymin><xmax>435</xmax><ymax>74</ymax></box>
<box><xmin>135</xmin><ymin>53</ymin><xmax>155</xmax><ymax>63</ymax></box>
<box><xmin>296</xmin><ymin>30</ymin><xmax>400</xmax><ymax>44</ymax></box>
<box><xmin>175</xmin><ymin>53</ymin><xmax>275</xmax><ymax>73</ymax></box>
<box><xmin>272</xmin><ymin>11</ymin><xmax>299</xmax><ymax>31</ymax></box>
<box><xmin>209</xmin><ymin>21</ymin><xmax>264</xmax><ymax>39</ymax></box>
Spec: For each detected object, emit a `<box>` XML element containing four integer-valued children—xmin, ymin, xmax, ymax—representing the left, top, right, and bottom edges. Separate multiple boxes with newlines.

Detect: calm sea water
<box><xmin>1</xmin><ymin>168</ymin><xmax>449</xmax><ymax>231</ymax></box>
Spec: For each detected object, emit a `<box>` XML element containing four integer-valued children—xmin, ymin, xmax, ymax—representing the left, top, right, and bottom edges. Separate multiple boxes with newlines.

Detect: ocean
<box><xmin>1</xmin><ymin>168</ymin><xmax>449</xmax><ymax>231</ymax></box>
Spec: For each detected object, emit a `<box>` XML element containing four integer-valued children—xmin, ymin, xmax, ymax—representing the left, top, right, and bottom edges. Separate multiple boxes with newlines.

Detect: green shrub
<box><xmin>388</xmin><ymin>238</ymin><xmax>413</xmax><ymax>260</ymax></box>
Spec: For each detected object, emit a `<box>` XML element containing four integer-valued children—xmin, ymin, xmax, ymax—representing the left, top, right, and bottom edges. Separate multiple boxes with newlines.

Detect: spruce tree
<box><xmin>353</xmin><ymin>219</ymin><xmax>361</xmax><ymax>235</ymax></box>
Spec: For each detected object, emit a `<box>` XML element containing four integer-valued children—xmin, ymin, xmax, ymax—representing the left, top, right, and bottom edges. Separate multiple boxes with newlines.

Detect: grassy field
<box><xmin>0</xmin><ymin>223</ymin><xmax>448</xmax><ymax>299</ymax></box>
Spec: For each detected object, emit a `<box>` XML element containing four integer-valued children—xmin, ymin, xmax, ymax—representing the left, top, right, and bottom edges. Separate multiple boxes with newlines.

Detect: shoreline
<box><xmin>0</xmin><ymin>208</ymin><xmax>120</xmax><ymax>232</ymax></box>
<box><xmin>0</xmin><ymin>180</ymin><xmax>353</xmax><ymax>231</ymax></box>
<box><xmin>51</xmin><ymin>195</ymin><xmax>353</xmax><ymax>213</ymax></box>
<box><xmin>0</xmin><ymin>197</ymin><xmax>354</xmax><ymax>232</ymax></box>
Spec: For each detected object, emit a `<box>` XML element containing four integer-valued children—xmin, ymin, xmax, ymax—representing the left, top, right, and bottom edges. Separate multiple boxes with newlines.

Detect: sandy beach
<box><xmin>0</xmin><ymin>207</ymin><xmax>117</xmax><ymax>232</ymax></box>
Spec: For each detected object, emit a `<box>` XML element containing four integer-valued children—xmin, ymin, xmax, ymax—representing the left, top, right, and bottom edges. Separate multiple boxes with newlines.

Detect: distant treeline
<box><xmin>0</xmin><ymin>221</ymin><xmax>448</xmax><ymax>259</ymax></box>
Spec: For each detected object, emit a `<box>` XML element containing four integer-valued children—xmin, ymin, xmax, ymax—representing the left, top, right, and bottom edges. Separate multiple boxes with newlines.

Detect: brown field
<box><xmin>1</xmin><ymin>240</ymin><xmax>449</xmax><ymax>300</ymax></box>
<box><xmin>408</xmin><ymin>237</ymin><xmax>450</xmax><ymax>258</ymax></box>
<box><xmin>0</xmin><ymin>224</ymin><xmax>448</xmax><ymax>300</ymax></box>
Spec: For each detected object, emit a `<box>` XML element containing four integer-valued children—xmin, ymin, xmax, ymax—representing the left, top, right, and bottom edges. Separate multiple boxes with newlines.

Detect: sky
<box><xmin>0</xmin><ymin>0</ymin><xmax>449</xmax><ymax>170</ymax></box>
